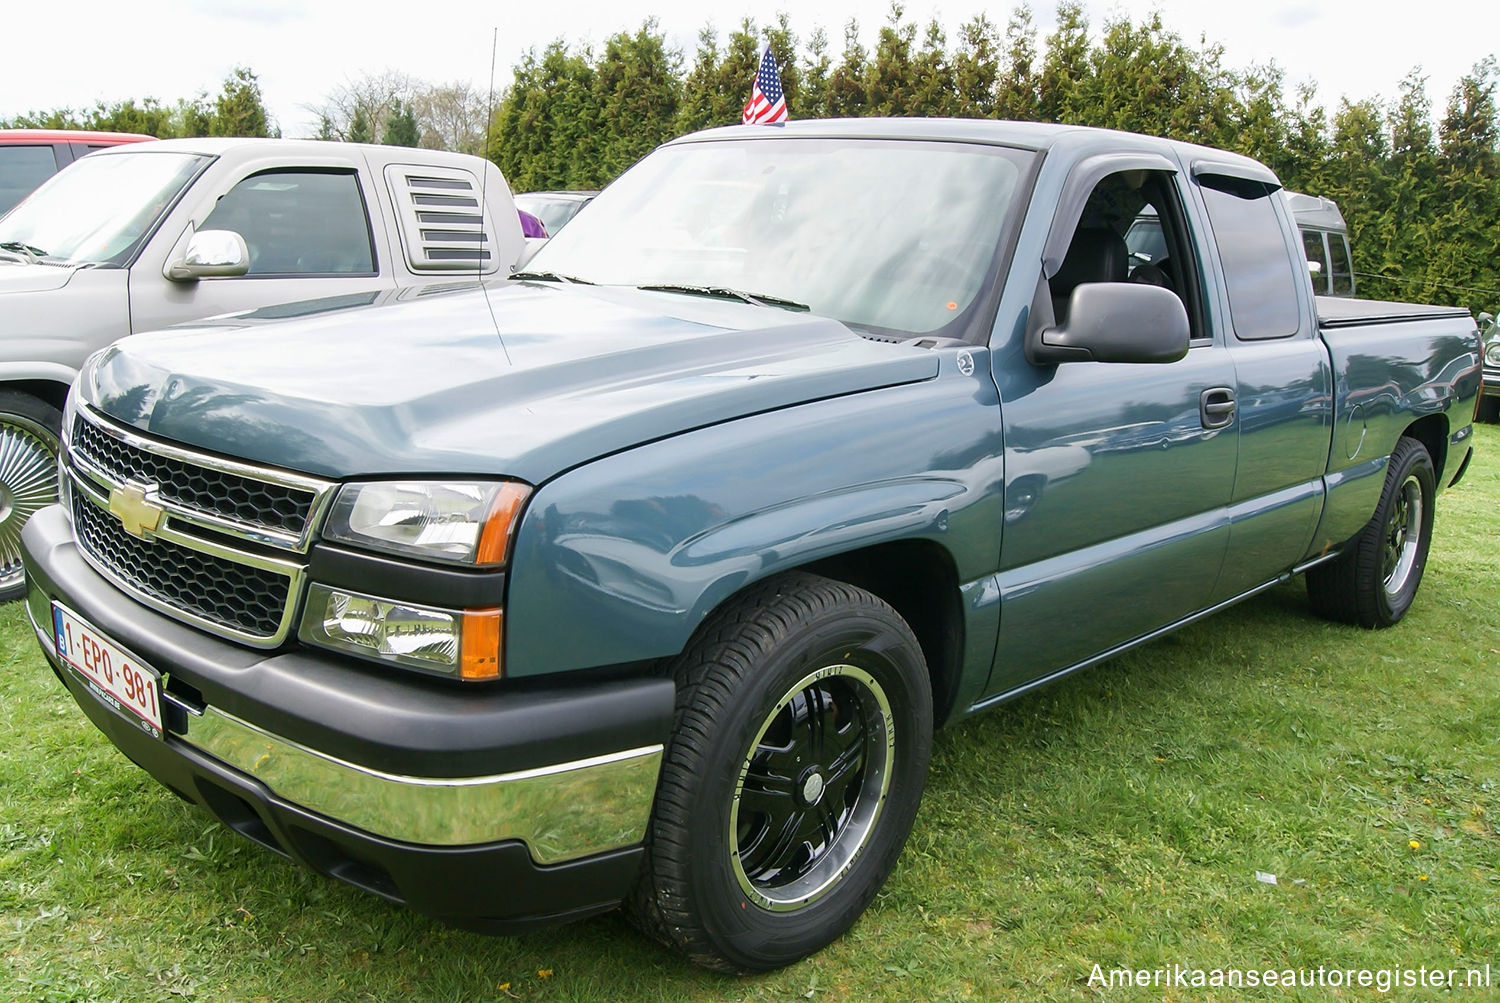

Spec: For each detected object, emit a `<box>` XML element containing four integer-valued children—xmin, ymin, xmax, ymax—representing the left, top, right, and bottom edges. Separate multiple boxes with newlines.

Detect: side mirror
<box><xmin>1027</xmin><ymin>283</ymin><xmax>1190</xmax><ymax>366</ymax></box>
<box><xmin>167</xmin><ymin>230</ymin><xmax>250</xmax><ymax>281</ymax></box>
<box><xmin>1307</xmin><ymin>259</ymin><xmax>1323</xmax><ymax>277</ymax></box>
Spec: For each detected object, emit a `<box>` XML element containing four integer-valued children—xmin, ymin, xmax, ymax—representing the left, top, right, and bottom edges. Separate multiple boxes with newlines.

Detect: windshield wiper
<box><xmin>635</xmin><ymin>284</ymin><xmax>809</xmax><ymax>312</ymax></box>
<box><xmin>509</xmin><ymin>269</ymin><xmax>593</xmax><ymax>284</ymax></box>
<box><xmin>0</xmin><ymin>240</ymin><xmax>48</xmax><ymax>262</ymax></box>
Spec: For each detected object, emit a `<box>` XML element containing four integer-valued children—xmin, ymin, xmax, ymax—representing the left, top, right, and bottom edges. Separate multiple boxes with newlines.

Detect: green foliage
<box><xmin>490</xmin><ymin>40</ymin><xmax>601</xmax><ymax>190</ymax></box>
<box><xmin>381</xmin><ymin>100</ymin><xmax>421</xmax><ymax>147</ymax></box>
<box><xmin>1</xmin><ymin>67</ymin><xmax>275</xmax><ymax>139</ymax></box>
<box><xmin>591</xmin><ymin>21</ymin><xmax>681</xmax><ymax>179</ymax></box>
<box><xmin>208</xmin><ymin>67</ymin><xmax>276</xmax><ymax>138</ymax></box>
<box><xmin>347</xmin><ymin>105</ymin><xmax>372</xmax><ymax>144</ymax></box>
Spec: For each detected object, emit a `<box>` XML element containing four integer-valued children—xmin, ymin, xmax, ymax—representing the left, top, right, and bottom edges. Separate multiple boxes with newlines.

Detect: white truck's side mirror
<box><xmin>167</xmin><ymin>230</ymin><xmax>251</xmax><ymax>281</ymax></box>
<box><xmin>1306</xmin><ymin>259</ymin><xmax>1323</xmax><ymax>278</ymax></box>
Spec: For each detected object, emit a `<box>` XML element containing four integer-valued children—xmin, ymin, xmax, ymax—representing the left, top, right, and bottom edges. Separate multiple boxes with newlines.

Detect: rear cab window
<box><xmin>1197</xmin><ymin>172</ymin><xmax>1303</xmax><ymax>341</ymax></box>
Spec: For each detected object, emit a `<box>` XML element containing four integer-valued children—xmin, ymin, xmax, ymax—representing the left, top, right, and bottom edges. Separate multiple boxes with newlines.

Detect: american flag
<box><xmin>742</xmin><ymin>43</ymin><xmax>789</xmax><ymax>125</ymax></box>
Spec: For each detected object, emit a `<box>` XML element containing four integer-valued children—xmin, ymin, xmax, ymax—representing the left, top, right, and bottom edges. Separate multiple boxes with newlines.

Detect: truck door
<box><xmin>1194</xmin><ymin>169</ymin><xmax>1332</xmax><ymax>600</ymax></box>
<box><xmin>986</xmin><ymin>163</ymin><xmax>1237</xmax><ymax>697</ymax></box>
<box><xmin>128</xmin><ymin>165</ymin><xmax>394</xmax><ymax>331</ymax></box>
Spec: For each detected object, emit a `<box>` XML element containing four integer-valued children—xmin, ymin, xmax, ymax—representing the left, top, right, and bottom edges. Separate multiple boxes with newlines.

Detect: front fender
<box><xmin>503</xmin><ymin>351</ymin><xmax>1005</xmax><ymax>677</ymax></box>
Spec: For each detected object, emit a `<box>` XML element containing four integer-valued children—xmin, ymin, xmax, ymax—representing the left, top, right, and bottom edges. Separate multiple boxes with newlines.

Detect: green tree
<box><xmin>995</xmin><ymin>6</ymin><xmax>1039</xmax><ymax>120</ymax></box>
<box><xmin>593</xmin><ymin>21</ymin><xmax>681</xmax><ymax>178</ymax></box>
<box><xmin>676</xmin><ymin>25</ymin><xmax>724</xmax><ymax>133</ymax></box>
<box><xmin>909</xmin><ymin>20</ymin><xmax>955</xmax><ymax>116</ymax></box>
<box><xmin>347</xmin><ymin>105</ymin><xmax>372</xmax><ymax>144</ymax></box>
<box><xmin>824</xmin><ymin>19</ymin><xmax>869</xmax><ymax>118</ymax></box>
<box><xmin>1037</xmin><ymin>1</ymin><xmax>1091</xmax><ymax>123</ymax></box>
<box><xmin>866</xmin><ymin>4</ymin><xmax>917</xmax><ymax>116</ymax></box>
<box><xmin>951</xmin><ymin>14</ymin><xmax>1000</xmax><ymax>119</ymax></box>
<box><xmin>209</xmin><ymin>67</ymin><xmax>276</xmax><ymax>137</ymax></box>
<box><xmin>491</xmin><ymin>40</ymin><xmax>600</xmax><ymax>189</ymax></box>
<box><xmin>800</xmin><ymin>26</ymin><xmax>832</xmax><ymax>119</ymax></box>
<box><xmin>382</xmin><ymin>100</ymin><xmax>421</xmax><ymax>146</ymax></box>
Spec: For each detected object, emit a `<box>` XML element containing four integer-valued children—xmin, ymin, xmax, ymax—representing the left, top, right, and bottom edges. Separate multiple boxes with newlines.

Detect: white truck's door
<box><xmin>128</xmin><ymin>157</ymin><xmax>395</xmax><ymax>333</ymax></box>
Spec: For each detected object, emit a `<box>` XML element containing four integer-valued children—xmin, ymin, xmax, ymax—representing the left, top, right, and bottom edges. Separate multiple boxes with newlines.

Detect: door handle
<box><xmin>1200</xmin><ymin>387</ymin><xmax>1236</xmax><ymax>429</ymax></box>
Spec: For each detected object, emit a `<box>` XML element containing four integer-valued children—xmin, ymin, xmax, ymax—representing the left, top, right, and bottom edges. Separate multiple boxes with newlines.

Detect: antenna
<box><xmin>478</xmin><ymin>25</ymin><xmax>512</xmax><ymax>365</ymax></box>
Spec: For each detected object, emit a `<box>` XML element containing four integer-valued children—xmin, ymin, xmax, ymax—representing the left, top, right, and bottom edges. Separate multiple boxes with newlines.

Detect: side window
<box><xmin>1328</xmin><ymin>234</ymin><xmax>1354</xmax><ymax>296</ymax></box>
<box><xmin>201</xmin><ymin>169</ymin><xmax>375</xmax><ymax>276</ymax></box>
<box><xmin>1052</xmin><ymin>169</ymin><xmax>1205</xmax><ymax>340</ymax></box>
<box><xmin>1301</xmin><ymin>229</ymin><xmax>1329</xmax><ymax>293</ymax></box>
<box><xmin>0</xmin><ymin>145</ymin><xmax>61</xmax><ymax>215</ymax></box>
<box><xmin>1198</xmin><ymin>176</ymin><xmax>1301</xmax><ymax>340</ymax></box>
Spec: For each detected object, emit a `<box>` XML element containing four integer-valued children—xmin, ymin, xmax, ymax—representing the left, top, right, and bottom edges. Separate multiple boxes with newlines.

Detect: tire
<box><xmin>628</xmin><ymin>572</ymin><xmax>932</xmax><ymax>973</ymax></box>
<box><xmin>0</xmin><ymin>392</ymin><xmax>62</xmax><ymax>602</ymax></box>
<box><xmin>1306</xmin><ymin>436</ymin><xmax>1435</xmax><ymax>628</ymax></box>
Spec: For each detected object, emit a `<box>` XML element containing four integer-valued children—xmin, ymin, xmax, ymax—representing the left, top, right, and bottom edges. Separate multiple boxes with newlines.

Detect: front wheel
<box><xmin>0</xmin><ymin>393</ymin><xmax>62</xmax><ymax>602</ymax></box>
<box><xmin>1307</xmin><ymin>436</ymin><xmax>1436</xmax><ymax>628</ymax></box>
<box><xmin>629</xmin><ymin>573</ymin><xmax>932</xmax><ymax>972</ymax></box>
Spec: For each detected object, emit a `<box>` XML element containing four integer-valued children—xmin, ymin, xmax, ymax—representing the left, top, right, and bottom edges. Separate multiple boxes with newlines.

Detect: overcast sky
<box><xmin>4</xmin><ymin>1</ymin><xmax>1495</xmax><ymax>139</ymax></box>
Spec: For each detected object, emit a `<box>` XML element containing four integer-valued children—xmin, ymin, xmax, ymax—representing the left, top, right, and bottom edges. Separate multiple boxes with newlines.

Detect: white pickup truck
<box><xmin>0</xmin><ymin>138</ymin><xmax>526</xmax><ymax>597</ymax></box>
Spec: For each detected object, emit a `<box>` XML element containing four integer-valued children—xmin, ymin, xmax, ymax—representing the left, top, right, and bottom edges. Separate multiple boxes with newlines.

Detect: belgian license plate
<box><xmin>52</xmin><ymin>603</ymin><xmax>163</xmax><ymax>739</ymax></box>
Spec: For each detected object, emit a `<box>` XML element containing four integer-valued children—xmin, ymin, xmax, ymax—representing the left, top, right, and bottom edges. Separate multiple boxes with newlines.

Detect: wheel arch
<box><xmin>797</xmin><ymin>541</ymin><xmax>965</xmax><ymax>727</ymax></box>
<box><xmin>1400</xmin><ymin>413</ymin><xmax>1447</xmax><ymax>484</ymax></box>
<box><xmin>0</xmin><ymin>378</ymin><xmax>72</xmax><ymax>415</ymax></box>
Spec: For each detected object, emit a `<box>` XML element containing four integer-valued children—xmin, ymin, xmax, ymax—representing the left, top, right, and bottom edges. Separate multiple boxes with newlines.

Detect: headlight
<box><xmin>1485</xmin><ymin>341</ymin><xmax>1500</xmax><ymax>367</ymax></box>
<box><xmin>299</xmin><ymin>584</ymin><xmax>502</xmax><ymax>680</ymax></box>
<box><xmin>322</xmin><ymin>480</ymin><xmax>529</xmax><ymax>566</ymax></box>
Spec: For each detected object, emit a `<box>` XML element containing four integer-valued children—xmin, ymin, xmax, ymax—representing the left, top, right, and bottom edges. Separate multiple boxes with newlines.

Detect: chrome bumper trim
<box><xmin>27</xmin><ymin>584</ymin><xmax>660</xmax><ymax>864</ymax></box>
<box><xmin>180</xmin><ymin>705</ymin><xmax>662</xmax><ymax>863</ymax></box>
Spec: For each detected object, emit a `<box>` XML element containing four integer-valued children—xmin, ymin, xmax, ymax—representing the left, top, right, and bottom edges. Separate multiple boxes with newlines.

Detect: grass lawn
<box><xmin>2</xmin><ymin>425</ymin><xmax>1497</xmax><ymax>1002</ymax></box>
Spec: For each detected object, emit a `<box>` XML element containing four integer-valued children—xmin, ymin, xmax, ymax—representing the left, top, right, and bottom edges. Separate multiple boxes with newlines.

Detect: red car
<box><xmin>0</xmin><ymin>129</ymin><xmax>155</xmax><ymax>215</ymax></box>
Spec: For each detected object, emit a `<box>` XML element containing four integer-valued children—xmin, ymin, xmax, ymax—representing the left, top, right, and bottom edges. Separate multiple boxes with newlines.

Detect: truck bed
<box><xmin>1316</xmin><ymin>295</ymin><xmax>1473</xmax><ymax>328</ymax></box>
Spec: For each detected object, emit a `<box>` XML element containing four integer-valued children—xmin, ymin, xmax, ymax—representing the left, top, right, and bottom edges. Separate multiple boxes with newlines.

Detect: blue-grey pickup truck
<box><xmin>20</xmin><ymin>120</ymin><xmax>1483</xmax><ymax>972</ymax></box>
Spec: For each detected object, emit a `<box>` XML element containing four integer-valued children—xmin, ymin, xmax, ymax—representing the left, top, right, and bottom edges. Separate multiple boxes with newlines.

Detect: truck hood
<box><xmin>84</xmin><ymin>283</ymin><xmax>940</xmax><ymax>483</ymax></box>
<box><xmin>0</xmin><ymin>260</ymin><xmax>80</xmax><ymax>294</ymax></box>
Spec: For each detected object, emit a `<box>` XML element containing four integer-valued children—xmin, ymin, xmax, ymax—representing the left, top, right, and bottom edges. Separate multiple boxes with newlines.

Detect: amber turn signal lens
<box><xmin>460</xmin><ymin>607</ymin><xmax>504</xmax><ymax>680</ymax></box>
<box><xmin>475</xmin><ymin>483</ymin><xmax>532</xmax><ymax>565</ymax></box>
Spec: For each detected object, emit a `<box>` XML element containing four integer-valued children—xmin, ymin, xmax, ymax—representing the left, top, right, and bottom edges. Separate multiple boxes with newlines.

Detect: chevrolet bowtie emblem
<box><xmin>108</xmin><ymin>483</ymin><xmax>165</xmax><ymax>539</ymax></box>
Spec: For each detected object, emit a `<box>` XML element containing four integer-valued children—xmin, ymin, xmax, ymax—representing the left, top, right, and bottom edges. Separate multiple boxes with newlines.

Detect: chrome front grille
<box><xmin>71</xmin><ymin>489</ymin><xmax>290</xmax><ymax>638</ymax></box>
<box><xmin>64</xmin><ymin>406</ymin><xmax>336</xmax><ymax>646</ymax></box>
<box><xmin>72</xmin><ymin>417</ymin><xmax>315</xmax><ymax>537</ymax></box>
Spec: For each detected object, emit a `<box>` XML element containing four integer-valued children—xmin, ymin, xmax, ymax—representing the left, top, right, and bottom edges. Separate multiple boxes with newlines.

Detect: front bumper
<box><xmin>21</xmin><ymin>504</ymin><xmax>675</xmax><ymax>931</ymax></box>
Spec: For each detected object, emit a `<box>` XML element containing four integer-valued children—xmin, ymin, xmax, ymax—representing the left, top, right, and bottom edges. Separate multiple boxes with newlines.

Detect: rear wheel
<box><xmin>629</xmin><ymin>572</ymin><xmax>932</xmax><ymax>972</ymax></box>
<box><xmin>1307</xmin><ymin>436</ymin><xmax>1435</xmax><ymax>628</ymax></box>
<box><xmin>0</xmin><ymin>393</ymin><xmax>62</xmax><ymax>601</ymax></box>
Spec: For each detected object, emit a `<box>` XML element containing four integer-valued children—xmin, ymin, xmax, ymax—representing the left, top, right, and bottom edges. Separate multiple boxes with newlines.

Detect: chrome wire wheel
<box><xmin>0</xmin><ymin>412</ymin><xmax>60</xmax><ymax>596</ymax></box>
<box><xmin>730</xmin><ymin>664</ymin><xmax>894</xmax><ymax>911</ymax></box>
<box><xmin>1382</xmin><ymin>474</ymin><xmax>1423</xmax><ymax>598</ymax></box>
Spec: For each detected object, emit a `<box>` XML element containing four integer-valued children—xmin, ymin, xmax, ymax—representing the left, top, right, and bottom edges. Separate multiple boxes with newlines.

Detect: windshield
<box><xmin>528</xmin><ymin>138</ymin><xmax>1032</xmax><ymax>336</ymax></box>
<box><xmin>0</xmin><ymin>151</ymin><xmax>207</xmax><ymax>266</ymax></box>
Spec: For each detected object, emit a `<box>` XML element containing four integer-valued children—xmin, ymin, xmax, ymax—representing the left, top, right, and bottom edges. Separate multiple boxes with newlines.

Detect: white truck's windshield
<box><xmin>528</xmin><ymin>138</ymin><xmax>1033</xmax><ymax>337</ymax></box>
<box><xmin>0</xmin><ymin>151</ymin><xmax>207</xmax><ymax>266</ymax></box>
